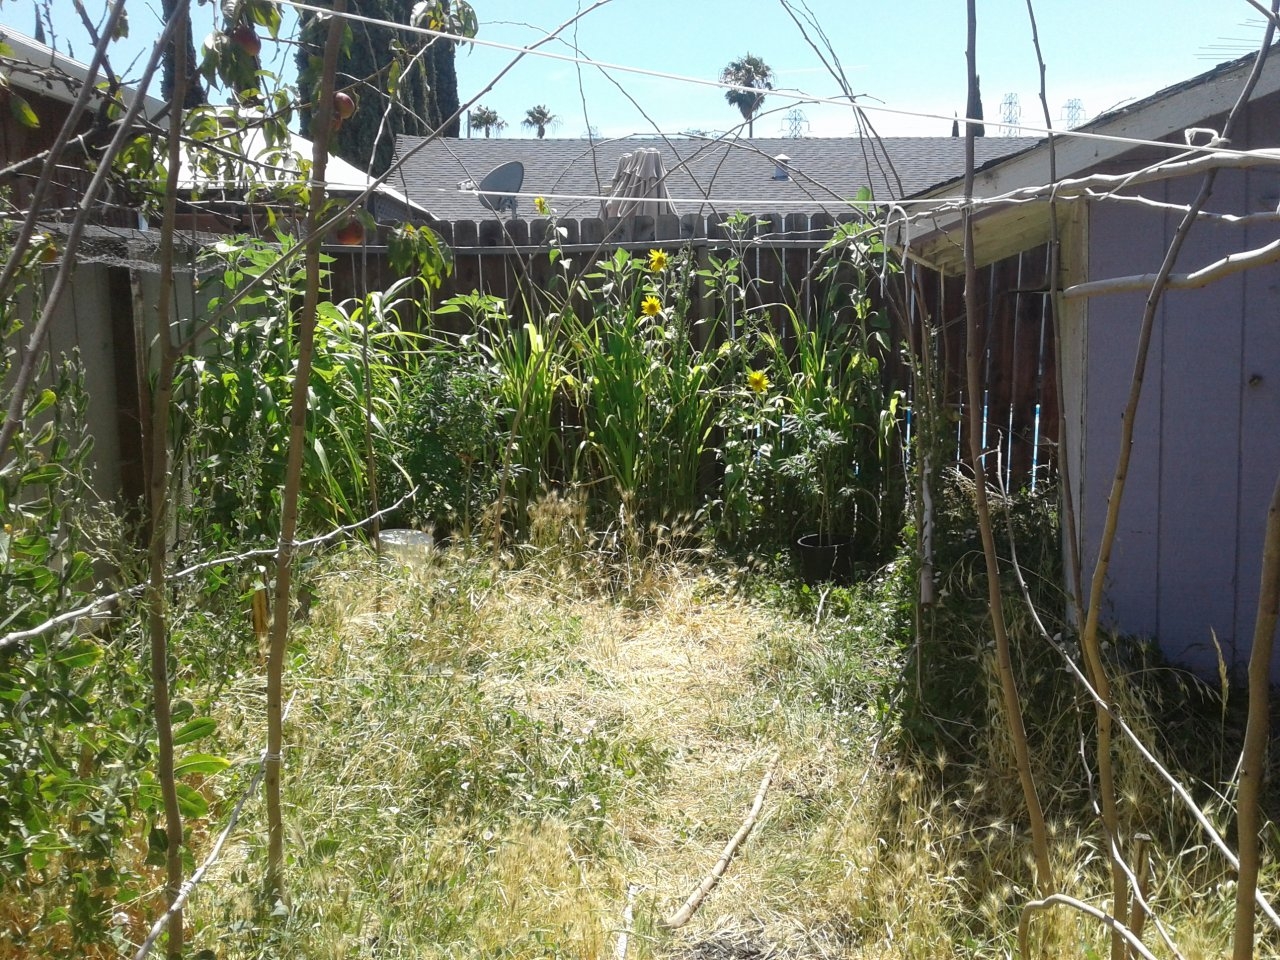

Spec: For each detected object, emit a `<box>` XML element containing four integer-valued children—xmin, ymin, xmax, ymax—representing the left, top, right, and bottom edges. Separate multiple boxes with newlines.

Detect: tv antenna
<box><xmin>1000</xmin><ymin>93</ymin><xmax>1021</xmax><ymax>134</ymax></box>
<box><xmin>1062</xmin><ymin>98</ymin><xmax>1085</xmax><ymax>129</ymax></box>
<box><xmin>460</xmin><ymin>160</ymin><xmax>525</xmax><ymax>219</ymax></box>
<box><xmin>782</xmin><ymin>107</ymin><xmax>810</xmax><ymax>139</ymax></box>
<box><xmin>1197</xmin><ymin>18</ymin><xmax>1267</xmax><ymax>59</ymax></box>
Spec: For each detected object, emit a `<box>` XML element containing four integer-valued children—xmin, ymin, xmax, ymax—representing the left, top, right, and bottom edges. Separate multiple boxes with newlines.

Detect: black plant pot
<box><xmin>795</xmin><ymin>532</ymin><xmax>853</xmax><ymax>584</ymax></box>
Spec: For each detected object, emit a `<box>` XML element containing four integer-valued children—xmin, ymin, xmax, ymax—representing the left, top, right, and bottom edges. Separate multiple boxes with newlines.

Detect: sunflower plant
<box><xmin>563</xmin><ymin>247</ymin><xmax>717</xmax><ymax>524</ymax></box>
<box><xmin>713</xmin><ymin>355</ymin><xmax>786</xmax><ymax>550</ymax></box>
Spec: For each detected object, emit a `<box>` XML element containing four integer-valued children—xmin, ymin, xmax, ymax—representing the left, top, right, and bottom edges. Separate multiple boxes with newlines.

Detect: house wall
<box><xmin>0</xmin><ymin>86</ymin><xmax>78</xmax><ymax>218</ymax></box>
<box><xmin>0</xmin><ymin>86</ymin><xmax>136</xmax><ymax>228</ymax></box>
<box><xmin>1079</xmin><ymin>98</ymin><xmax>1280</xmax><ymax>679</ymax></box>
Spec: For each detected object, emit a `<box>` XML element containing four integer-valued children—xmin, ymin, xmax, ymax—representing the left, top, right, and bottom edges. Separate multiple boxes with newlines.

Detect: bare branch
<box><xmin>1019</xmin><ymin>895</ymin><xmax>1160</xmax><ymax>960</ymax></box>
<box><xmin>963</xmin><ymin>0</ymin><xmax>1055</xmax><ymax>897</ymax></box>
<box><xmin>1064</xmin><ymin>236</ymin><xmax>1280</xmax><ymax>299</ymax></box>
<box><xmin>1023</xmin><ymin>0</ymin><xmax>1085</xmax><ymax>622</ymax></box>
<box><xmin>662</xmin><ymin>753</ymin><xmax>779</xmax><ymax>929</ymax></box>
<box><xmin>132</xmin><ymin>693</ymin><xmax>299</xmax><ymax>960</ymax></box>
<box><xmin>0</xmin><ymin>489</ymin><xmax>415</xmax><ymax>653</ymax></box>
<box><xmin>0</xmin><ymin>2</ymin><xmax>174</xmax><ymax>463</ymax></box>
<box><xmin>1232</xmin><ymin>467</ymin><xmax>1280</xmax><ymax>958</ymax></box>
<box><xmin>264</xmin><ymin>0</ymin><xmax>347</xmax><ymax>898</ymax></box>
<box><xmin>1076</xmin><ymin>20</ymin><xmax>1277</xmax><ymax>959</ymax></box>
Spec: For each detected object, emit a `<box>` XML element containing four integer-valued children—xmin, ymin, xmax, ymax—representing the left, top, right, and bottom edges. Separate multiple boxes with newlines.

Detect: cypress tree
<box><xmin>297</xmin><ymin>0</ymin><xmax>460</xmax><ymax>175</ymax></box>
<box><xmin>160</xmin><ymin>0</ymin><xmax>207</xmax><ymax>109</ymax></box>
<box><xmin>428</xmin><ymin>35</ymin><xmax>461</xmax><ymax>138</ymax></box>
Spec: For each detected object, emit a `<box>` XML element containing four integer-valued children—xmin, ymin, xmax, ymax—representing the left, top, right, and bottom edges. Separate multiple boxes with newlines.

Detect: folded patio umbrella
<box><xmin>600</xmin><ymin>147</ymin><xmax>677</xmax><ymax>218</ymax></box>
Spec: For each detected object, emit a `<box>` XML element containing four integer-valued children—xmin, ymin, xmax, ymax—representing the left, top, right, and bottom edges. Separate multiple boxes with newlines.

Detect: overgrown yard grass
<box><xmin>179</xmin><ymin>537</ymin><xmax>909</xmax><ymax>958</ymax></box>
<box><xmin>171</xmin><ymin>516</ymin><xmax>1276</xmax><ymax>959</ymax></box>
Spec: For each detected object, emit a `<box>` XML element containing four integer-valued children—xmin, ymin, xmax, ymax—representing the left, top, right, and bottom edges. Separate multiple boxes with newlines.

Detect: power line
<box><xmin>271</xmin><ymin>0</ymin><xmax>1277</xmax><ymax>163</ymax></box>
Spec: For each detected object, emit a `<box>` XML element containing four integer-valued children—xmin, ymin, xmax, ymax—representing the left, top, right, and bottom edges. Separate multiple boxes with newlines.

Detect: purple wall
<box><xmin>1080</xmin><ymin>98</ymin><xmax>1280</xmax><ymax>679</ymax></box>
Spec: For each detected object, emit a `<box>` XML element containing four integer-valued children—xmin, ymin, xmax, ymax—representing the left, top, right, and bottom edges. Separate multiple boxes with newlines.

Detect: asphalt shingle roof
<box><xmin>390</xmin><ymin>135</ymin><xmax>1042</xmax><ymax>222</ymax></box>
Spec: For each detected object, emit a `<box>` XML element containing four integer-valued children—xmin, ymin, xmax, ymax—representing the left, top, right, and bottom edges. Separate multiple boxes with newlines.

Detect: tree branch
<box><xmin>662</xmin><ymin>753</ymin><xmax>779</xmax><ymax>930</ymax></box>
<box><xmin>1019</xmin><ymin>894</ymin><xmax>1160</xmax><ymax>960</ymax></box>
<box><xmin>1064</xmin><ymin>236</ymin><xmax>1280</xmax><ymax>299</ymax></box>
<box><xmin>1232</xmin><ymin>467</ymin><xmax>1280</xmax><ymax>959</ymax></box>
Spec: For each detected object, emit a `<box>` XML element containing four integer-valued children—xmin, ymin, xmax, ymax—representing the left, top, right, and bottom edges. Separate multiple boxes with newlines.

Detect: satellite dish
<box><xmin>471</xmin><ymin>160</ymin><xmax>524</xmax><ymax>219</ymax></box>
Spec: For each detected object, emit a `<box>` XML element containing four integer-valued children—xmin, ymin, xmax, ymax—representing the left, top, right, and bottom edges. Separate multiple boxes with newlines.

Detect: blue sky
<box><xmin>1</xmin><ymin>0</ymin><xmax>1267</xmax><ymax>138</ymax></box>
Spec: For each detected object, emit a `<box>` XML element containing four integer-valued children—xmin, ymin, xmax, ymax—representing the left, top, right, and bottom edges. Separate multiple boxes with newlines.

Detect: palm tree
<box><xmin>470</xmin><ymin>105</ymin><xmax>506</xmax><ymax>138</ymax></box>
<box><xmin>720</xmin><ymin>54</ymin><xmax>773</xmax><ymax>137</ymax></box>
<box><xmin>522</xmin><ymin>104</ymin><xmax>557</xmax><ymax>139</ymax></box>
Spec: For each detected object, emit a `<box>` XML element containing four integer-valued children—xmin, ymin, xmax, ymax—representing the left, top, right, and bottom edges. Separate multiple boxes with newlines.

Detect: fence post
<box><xmin>784</xmin><ymin>212</ymin><xmax>810</xmax><ymax>329</ymax></box>
<box><xmin>632</xmin><ymin>215</ymin><xmax>655</xmax><ymax>243</ymax></box>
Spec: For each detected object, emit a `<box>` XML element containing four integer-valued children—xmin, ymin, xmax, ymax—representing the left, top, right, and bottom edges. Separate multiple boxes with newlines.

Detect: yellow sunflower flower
<box><xmin>648</xmin><ymin>248</ymin><xmax>668</xmax><ymax>272</ymax></box>
<box><xmin>746</xmin><ymin>369</ymin><xmax>770</xmax><ymax>394</ymax></box>
<box><xmin>534</xmin><ymin>196</ymin><xmax>550</xmax><ymax>216</ymax></box>
<box><xmin>641</xmin><ymin>295</ymin><xmax>662</xmax><ymax>317</ymax></box>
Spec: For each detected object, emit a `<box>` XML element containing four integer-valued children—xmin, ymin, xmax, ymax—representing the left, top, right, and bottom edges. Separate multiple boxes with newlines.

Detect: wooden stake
<box><xmin>662</xmin><ymin>753</ymin><xmax>779</xmax><ymax>931</ymax></box>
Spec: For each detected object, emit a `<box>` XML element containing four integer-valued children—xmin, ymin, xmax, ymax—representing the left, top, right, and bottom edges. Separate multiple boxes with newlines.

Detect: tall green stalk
<box><xmin>265</xmin><ymin>0</ymin><xmax>345</xmax><ymax>901</ymax></box>
<box><xmin>962</xmin><ymin>0</ymin><xmax>1054</xmax><ymax>898</ymax></box>
<box><xmin>145</xmin><ymin>7</ymin><xmax>192</xmax><ymax>953</ymax></box>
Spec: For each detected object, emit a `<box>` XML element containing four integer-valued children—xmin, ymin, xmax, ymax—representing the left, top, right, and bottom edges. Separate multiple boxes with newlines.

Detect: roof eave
<box><xmin>0</xmin><ymin>27</ymin><xmax>167</xmax><ymax>119</ymax></box>
<box><xmin>895</xmin><ymin>49</ymin><xmax>1280</xmax><ymax>275</ymax></box>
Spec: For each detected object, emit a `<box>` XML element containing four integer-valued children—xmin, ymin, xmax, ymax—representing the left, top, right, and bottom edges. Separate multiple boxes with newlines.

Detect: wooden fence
<box><xmin>329</xmin><ymin>214</ymin><xmax>1059</xmax><ymax>491</ymax></box>
<box><xmin>918</xmin><ymin>244</ymin><xmax>1058</xmax><ymax>492</ymax></box>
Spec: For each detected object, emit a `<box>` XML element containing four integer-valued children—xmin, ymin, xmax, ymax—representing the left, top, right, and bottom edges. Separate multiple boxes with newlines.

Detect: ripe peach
<box><xmin>230</xmin><ymin>23</ymin><xmax>261</xmax><ymax>58</ymax></box>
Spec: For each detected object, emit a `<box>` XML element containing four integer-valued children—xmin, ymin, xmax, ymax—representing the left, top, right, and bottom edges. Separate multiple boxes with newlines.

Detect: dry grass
<box><xmin>167</xmin><ymin>500</ymin><xmax>1277</xmax><ymax>960</ymax></box>
<box><xmin>178</xmin><ymin>532</ymin><xmax>895</xmax><ymax>958</ymax></box>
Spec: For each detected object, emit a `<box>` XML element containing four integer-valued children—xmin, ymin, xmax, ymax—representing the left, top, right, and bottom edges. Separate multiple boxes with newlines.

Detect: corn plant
<box><xmin>175</xmin><ymin>235</ymin><xmax>419</xmax><ymax>548</ymax></box>
<box><xmin>761</xmin><ymin>229</ymin><xmax>904</xmax><ymax>557</ymax></box>
<box><xmin>418</xmin><ymin>291</ymin><xmax>564</xmax><ymax>539</ymax></box>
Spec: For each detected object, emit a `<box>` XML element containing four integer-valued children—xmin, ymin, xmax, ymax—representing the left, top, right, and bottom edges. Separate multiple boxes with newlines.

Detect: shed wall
<box><xmin>1081</xmin><ymin>104</ymin><xmax>1280</xmax><ymax>677</ymax></box>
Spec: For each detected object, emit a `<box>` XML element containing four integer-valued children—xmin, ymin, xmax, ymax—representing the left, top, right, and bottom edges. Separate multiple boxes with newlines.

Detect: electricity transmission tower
<box><xmin>1062</xmin><ymin>98</ymin><xmax>1085</xmax><ymax>129</ymax></box>
<box><xmin>782</xmin><ymin>108</ymin><xmax>810</xmax><ymax>138</ymax></box>
<box><xmin>1000</xmin><ymin>92</ymin><xmax>1021</xmax><ymax>134</ymax></box>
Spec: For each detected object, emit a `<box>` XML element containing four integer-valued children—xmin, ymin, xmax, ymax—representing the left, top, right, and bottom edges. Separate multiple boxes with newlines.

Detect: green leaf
<box><xmin>137</xmin><ymin>773</ymin><xmax>162</xmax><ymax>813</ymax></box>
<box><xmin>10</xmin><ymin>533</ymin><xmax>51</xmax><ymax>562</ymax></box>
<box><xmin>312</xmin><ymin>437</ymin><xmax>331</xmax><ymax>474</ymax></box>
<box><xmin>387</xmin><ymin>59</ymin><xmax>402</xmax><ymax>99</ymax></box>
<box><xmin>25</xmin><ymin>388</ymin><xmax>57</xmax><ymax>418</ymax></box>
<box><xmin>172</xmin><ymin>717</ymin><xmax>218</xmax><ymax>746</ymax></box>
<box><xmin>64</xmin><ymin>550</ymin><xmax>93</xmax><ymax>584</ymax></box>
<box><xmin>10</xmin><ymin>565</ymin><xmax>56</xmax><ymax>593</ymax></box>
<box><xmin>19</xmin><ymin>464</ymin><xmax>61</xmax><ymax>487</ymax></box>
<box><xmin>56</xmin><ymin>640</ymin><xmax>102</xmax><ymax>671</ymax></box>
<box><xmin>145</xmin><ymin>824</ymin><xmax>167</xmax><ymax>866</ymax></box>
<box><xmin>9</xmin><ymin>92</ymin><xmax>39</xmax><ymax>129</ymax></box>
<box><xmin>28</xmin><ymin>420</ymin><xmax>57</xmax><ymax>447</ymax></box>
<box><xmin>176</xmin><ymin>783</ymin><xmax>210</xmax><ymax>819</ymax></box>
<box><xmin>174</xmin><ymin>753</ymin><xmax>231</xmax><ymax>777</ymax></box>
